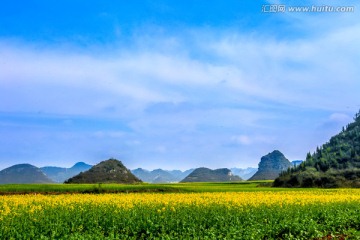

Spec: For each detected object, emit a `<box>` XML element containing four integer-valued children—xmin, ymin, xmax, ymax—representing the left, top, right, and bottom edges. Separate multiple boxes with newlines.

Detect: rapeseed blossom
<box><xmin>1</xmin><ymin>189</ymin><xmax>360</xmax><ymax>216</ymax></box>
<box><xmin>1</xmin><ymin>190</ymin><xmax>360</xmax><ymax>239</ymax></box>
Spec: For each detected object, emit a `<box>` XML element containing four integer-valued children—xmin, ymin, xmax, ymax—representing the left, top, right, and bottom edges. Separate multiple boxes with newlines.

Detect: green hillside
<box><xmin>0</xmin><ymin>164</ymin><xmax>54</xmax><ymax>184</ymax></box>
<box><xmin>180</xmin><ymin>167</ymin><xmax>242</xmax><ymax>182</ymax></box>
<box><xmin>274</xmin><ymin>110</ymin><xmax>360</xmax><ymax>187</ymax></box>
<box><xmin>65</xmin><ymin>159</ymin><xmax>142</xmax><ymax>184</ymax></box>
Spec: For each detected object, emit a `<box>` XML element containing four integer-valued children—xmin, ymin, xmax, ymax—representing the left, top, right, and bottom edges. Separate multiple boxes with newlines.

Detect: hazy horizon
<box><xmin>1</xmin><ymin>1</ymin><xmax>359</xmax><ymax>171</ymax></box>
<box><xmin>0</xmin><ymin>151</ymin><xmax>303</xmax><ymax>171</ymax></box>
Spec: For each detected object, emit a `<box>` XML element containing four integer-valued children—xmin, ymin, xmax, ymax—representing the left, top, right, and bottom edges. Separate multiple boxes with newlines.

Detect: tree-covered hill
<box><xmin>274</xmin><ymin>110</ymin><xmax>360</xmax><ymax>187</ymax></box>
<box><xmin>65</xmin><ymin>159</ymin><xmax>142</xmax><ymax>184</ymax></box>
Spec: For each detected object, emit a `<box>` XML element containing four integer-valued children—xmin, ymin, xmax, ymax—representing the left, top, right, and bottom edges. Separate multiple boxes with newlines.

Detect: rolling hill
<box><xmin>65</xmin><ymin>159</ymin><xmax>142</xmax><ymax>184</ymax></box>
<box><xmin>0</xmin><ymin>164</ymin><xmax>54</xmax><ymax>184</ymax></box>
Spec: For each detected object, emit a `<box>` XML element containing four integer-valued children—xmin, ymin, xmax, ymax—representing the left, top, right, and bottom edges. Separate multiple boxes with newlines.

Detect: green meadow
<box><xmin>0</xmin><ymin>181</ymin><xmax>290</xmax><ymax>194</ymax></box>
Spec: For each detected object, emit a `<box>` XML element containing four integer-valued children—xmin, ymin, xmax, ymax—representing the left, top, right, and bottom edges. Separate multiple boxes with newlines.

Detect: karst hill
<box><xmin>248</xmin><ymin>150</ymin><xmax>292</xmax><ymax>181</ymax></box>
<box><xmin>65</xmin><ymin>158</ymin><xmax>142</xmax><ymax>184</ymax></box>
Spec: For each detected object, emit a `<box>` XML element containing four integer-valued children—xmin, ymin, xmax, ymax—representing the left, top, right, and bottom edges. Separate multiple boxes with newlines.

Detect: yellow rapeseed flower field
<box><xmin>1</xmin><ymin>190</ymin><xmax>360</xmax><ymax>216</ymax></box>
<box><xmin>1</xmin><ymin>189</ymin><xmax>360</xmax><ymax>239</ymax></box>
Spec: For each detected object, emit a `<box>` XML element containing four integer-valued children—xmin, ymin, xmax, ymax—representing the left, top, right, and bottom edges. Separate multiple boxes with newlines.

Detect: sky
<box><xmin>0</xmin><ymin>0</ymin><xmax>359</xmax><ymax>170</ymax></box>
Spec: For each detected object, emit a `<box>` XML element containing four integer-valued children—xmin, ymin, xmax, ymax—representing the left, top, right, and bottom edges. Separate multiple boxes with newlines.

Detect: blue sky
<box><xmin>0</xmin><ymin>0</ymin><xmax>359</xmax><ymax>170</ymax></box>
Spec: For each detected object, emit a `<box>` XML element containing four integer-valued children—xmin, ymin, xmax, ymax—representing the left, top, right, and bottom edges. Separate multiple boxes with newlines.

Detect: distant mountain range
<box><xmin>0</xmin><ymin>163</ymin><xmax>257</xmax><ymax>184</ymax></box>
<box><xmin>180</xmin><ymin>167</ymin><xmax>242</xmax><ymax>182</ymax></box>
<box><xmin>131</xmin><ymin>168</ymin><xmax>194</xmax><ymax>183</ymax></box>
<box><xmin>0</xmin><ymin>159</ymin><xmax>303</xmax><ymax>184</ymax></box>
<box><xmin>0</xmin><ymin>164</ymin><xmax>54</xmax><ymax>184</ymax></box>
<box><xmin>291</xmin><ymin>160</ymin><xmax>303</xmax><ymax>167</ymax></box>
<box><xmin>41</xmin><ymin>162</ymin><xmax>92</xmax><ymax>183</ymax></box>
<box><xmin>230</xmin><ymin>167</ymin><xmax>257</xmax><ymax>180</ymax></box>
<box><xmin>131</xmin><ymin>167</ymin><xmax>259</xmax><ymax>183</ymax></box>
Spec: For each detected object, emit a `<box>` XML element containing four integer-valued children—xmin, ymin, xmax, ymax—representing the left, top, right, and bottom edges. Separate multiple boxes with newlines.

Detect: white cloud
<box><xmin>329</xmin><ymin>113</ymin><xmax>352</xmax><ymax>123</ymax></box>
<box><xmin>231</xmin><ymin>135</ymin><xmax>252</xmax><ymax>145</ymax></box>
<box><xmin>204</xmin><ymin>22</ymin><xmax>360</xmax><ymax>111</ymax></box>
<box><xmin>230</xmin><ymin>134</ymin><xmax>275</xmax><ymax>146</ymax></box>
<box><xmin>1</xmin><ymin>15</ymin><xmax>359</xmax><ymax>116</ymax></box>
<box><xmin>1</xmin><ymin>5</ymin><xmax>359</xmax><ymax>169</ymax></box>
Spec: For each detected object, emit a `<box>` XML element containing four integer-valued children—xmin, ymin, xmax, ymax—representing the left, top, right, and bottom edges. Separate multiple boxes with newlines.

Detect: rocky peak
<box><xmin>249</xmin><ymin>150</ymin><xmax>292</xmax><ymax>180</ymax></box>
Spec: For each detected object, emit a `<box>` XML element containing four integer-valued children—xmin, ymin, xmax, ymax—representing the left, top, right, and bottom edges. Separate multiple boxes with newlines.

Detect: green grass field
<box><xmin>0</xmin><ymin>181</ymin><xmax>277</xmax><ymax>194</ymax></box>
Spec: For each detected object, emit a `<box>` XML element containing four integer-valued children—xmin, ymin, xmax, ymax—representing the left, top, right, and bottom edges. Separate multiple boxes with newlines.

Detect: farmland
<box><xmin>1</xmin><ymin>183</ymin><xmax>360</xmax><ymax>239</ymax></box>
<box><xmin>0</xmin><ymin>181</ymin><xmax>274</xmax><ymax>194</ymax></box>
